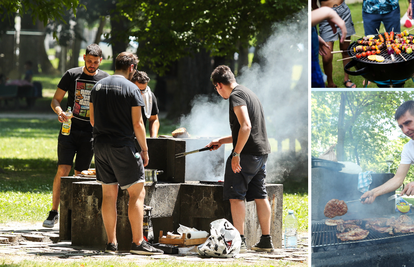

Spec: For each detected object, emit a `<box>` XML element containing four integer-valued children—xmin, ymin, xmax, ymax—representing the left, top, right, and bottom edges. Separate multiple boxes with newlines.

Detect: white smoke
<box><xmin>179</xmin><ymin>9</ymin><xmax>308</xmax><ymax>182</ymax></box>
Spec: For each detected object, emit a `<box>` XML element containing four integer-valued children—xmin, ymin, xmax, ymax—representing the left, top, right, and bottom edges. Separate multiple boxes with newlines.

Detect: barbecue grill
<box><xmin>311</xmin><ymin>166</ymin><xmax>414</xmax><ymax>266</ymax></box>
<box><xmin>344</xmin><ymin>33</ymin><xmax>414</xmax><ymax>86</ymax></box>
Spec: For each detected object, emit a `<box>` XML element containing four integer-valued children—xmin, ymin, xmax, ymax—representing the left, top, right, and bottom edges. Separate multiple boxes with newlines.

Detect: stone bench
<box><xmin>60</xmin><ymin>177</ymin><xmax>283</xmax><ymax>251</ymax></box>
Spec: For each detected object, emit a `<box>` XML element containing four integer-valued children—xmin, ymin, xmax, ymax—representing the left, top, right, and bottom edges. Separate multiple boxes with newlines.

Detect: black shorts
<box><xmin>223</xmin><ymin>154</ymin><xmax>268</xmax><ymax>202</ymax></box>
<box><xmin>57</xmin><ymin>130</ymin><xmax>93</xmax><ymax>172</ymax></box>
<box><xmin>94</xmin><ymin>142</ymin><xmax>144</xmax><ymax>190</ymax></box>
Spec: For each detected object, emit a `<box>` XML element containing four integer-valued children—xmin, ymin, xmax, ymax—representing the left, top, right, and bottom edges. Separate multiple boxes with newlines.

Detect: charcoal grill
<box><xmin>312</xmin><ymin>219</ymin><xmax>414</xmax><ymax>251</ymax></box>
<box><xmin>344</xmin><ymin>33</ymin><xmax>414</xmax><ymax>86</ymax></box>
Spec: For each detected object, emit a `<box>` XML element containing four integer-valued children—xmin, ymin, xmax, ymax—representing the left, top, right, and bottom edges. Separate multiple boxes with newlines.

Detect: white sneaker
<box><xmin>43</xmin><ymin>210</ymin><xmax>58</xmax><ymax>228</ymax></box>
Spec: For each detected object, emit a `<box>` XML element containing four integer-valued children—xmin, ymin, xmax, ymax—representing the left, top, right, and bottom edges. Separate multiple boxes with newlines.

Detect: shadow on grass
<box><xmin>0</xmin><ymin>158</ymin><xmax>62</xmax><ymax>193</ymax></box>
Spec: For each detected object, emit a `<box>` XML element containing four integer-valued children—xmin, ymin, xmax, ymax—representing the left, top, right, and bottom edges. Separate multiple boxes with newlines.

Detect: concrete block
<box><xmin>59</xmin><ymin>176</ymin><xmax>96</xmax><ymax>241</ymax></box>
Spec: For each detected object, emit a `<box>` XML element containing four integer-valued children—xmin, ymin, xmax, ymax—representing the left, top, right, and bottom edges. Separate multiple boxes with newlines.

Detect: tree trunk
<box><xmin>0</xmin><ymin>13</ymin><xmax>16</xmax><ymax>78</ymax></box>
<box><xmin>70</xmin><ymin>19</ymin><xmax>83</xmax><ymax>69</ymax></box>
<box><xmin>19</xmin><ymin>14</ymin><xmax>56</xmax><ymax>75</ymax></box>
<box><xmin>94</xmin><ymin>17</ymin><xmax>106</xmax><ymax>45</ymax></box>
<box><xmin>237</xmin><ymin>40</ymin><xmax>250</xmax><ymax>76</ymax></box>
<box><xmin>110</xmin><ymin>13</ymin><xmax>130</xmax><ymax>70</ymax></box>
<box><xmin>167</xmin><ymin>48</ymin><xmax>213</xmax><ymax>119</ymax></box>
<box><xmin>337</xmin><ymin>92</ymin><xmax>346</xmax><ymax>161</ymax></box>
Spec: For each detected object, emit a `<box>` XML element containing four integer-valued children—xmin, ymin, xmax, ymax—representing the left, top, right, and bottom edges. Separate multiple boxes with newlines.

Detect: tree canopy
<box><xmin>0</xmin><ymin>0</ymin><xmax>80</xmax><ymax>25</ymax></box>
<box><xmin>312</xmin><ymin>91</ymin><xmax>414</xmax><ymax>180</ymax></box>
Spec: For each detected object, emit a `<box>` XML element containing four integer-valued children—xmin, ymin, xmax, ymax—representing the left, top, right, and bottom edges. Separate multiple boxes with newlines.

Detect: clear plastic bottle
<box><xmin>61</xmin><ymin>107</ymin><xmax>73</xmax><ymax>136</ymax></box>
<box><xmin>284</xmin><ymin>210</ymin><xmax>298</xmax><ymax>248</ymax></box>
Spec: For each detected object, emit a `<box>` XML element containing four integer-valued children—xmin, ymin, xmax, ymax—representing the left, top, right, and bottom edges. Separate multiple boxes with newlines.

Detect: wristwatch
<box><xmin>231</xmin><ymin>151</ymin><xmax>240</xmax><ymax>158</ymax></box>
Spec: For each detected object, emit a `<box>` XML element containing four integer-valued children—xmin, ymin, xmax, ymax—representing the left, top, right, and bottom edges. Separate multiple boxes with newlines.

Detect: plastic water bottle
<box><xmin>284</xmin><ymin>210</ymin><xmax>298</xmax><ymax>248</ymax></box>
<box><xmin>61</xmin><ymin>107</ymin><xmax>73</xmax><ymax>136</ymax></box>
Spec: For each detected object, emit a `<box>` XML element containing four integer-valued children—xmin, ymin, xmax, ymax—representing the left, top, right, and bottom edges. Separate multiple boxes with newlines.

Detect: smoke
<box><xmin>179</xmin><ymin>9</ymin><xmax>308</xmax><ymax>182</ymax></box>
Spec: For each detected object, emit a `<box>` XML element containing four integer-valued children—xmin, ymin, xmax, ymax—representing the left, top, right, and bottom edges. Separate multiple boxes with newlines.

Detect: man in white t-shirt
<box><xmin>362</xmin><ymin>100</ymin><xmax>414</xmax><ymax>203</ymax></box>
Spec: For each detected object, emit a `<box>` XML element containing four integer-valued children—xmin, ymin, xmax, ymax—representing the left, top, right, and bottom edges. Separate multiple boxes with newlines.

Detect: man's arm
<box><xmin>51</xmin><ymin>88</ymin><xmax>68</xmax><ymax>122</ymax></box>
<box><xmin>89</xmin><ymin>102</ymin><xmax>95</xmax><ymax>127</ymax></box>
<box><xmin>361</xmin><ymin>164</ymin><xmax>410</xmax><ymax>203</ymax></box>
<box><xmin>408</xmin><ymin>0</ymin><xmax>413</xmax><ymax>20</ymax></box>
<box><xmin>148</xmin><ymin>114</ymin><xmax>160</xmax><ymax>137</ymax></box>
<box><xmin>132</xmin><ymin>106</ymin><xmax>149</xmax><ymax>167</ymax></box>
<box><xmin>231</xmin><ymin>105</ymin><xmax>251</xmax><ymax>173</ymax></box>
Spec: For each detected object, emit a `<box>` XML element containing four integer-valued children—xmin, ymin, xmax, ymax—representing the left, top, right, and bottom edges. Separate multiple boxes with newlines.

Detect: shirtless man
<box><xmin>312</xmin><ymin>0</ymin><xmax>356</xmax><ymax>88</ymax></box>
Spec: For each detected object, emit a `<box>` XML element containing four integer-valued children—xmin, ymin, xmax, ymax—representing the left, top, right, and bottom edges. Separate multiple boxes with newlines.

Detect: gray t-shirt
<box><xmin>90</xmin><ymin>75</ymin><xmax>144</xmax><ymax>146</ymax></box>
<box><xmin>229</xmin><ymin>84</ymin><xmax>271</xmax><ymax>155</ymax></box>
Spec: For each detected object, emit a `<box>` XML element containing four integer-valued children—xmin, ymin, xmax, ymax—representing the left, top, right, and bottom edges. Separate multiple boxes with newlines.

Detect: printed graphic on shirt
<box><xmin>73</xmin><ymin>79</ymin><xmax>96</xmax><ymax>119</ymax></box>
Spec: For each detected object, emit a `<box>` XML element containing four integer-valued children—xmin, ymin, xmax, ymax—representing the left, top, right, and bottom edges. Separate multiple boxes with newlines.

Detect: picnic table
<box><xmin>0</xmin><ymin>80</ymin><xmax>42</xmax><ymax>109</ymax></box>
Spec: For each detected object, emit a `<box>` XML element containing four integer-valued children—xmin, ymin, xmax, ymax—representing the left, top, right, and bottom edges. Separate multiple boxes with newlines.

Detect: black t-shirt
<box><xmin>142</xmin><ymin>91</ymin><xmax>159</xmax><ymax>127</ymax></box>
<box><xmin>229</xmin><ymin>85</ymin><xmax>271</xmax><ymax>155</ymax></box>
<box><xmin>90</xmin><ymin>75</ymin><xmax>145</xmax><ymax>146</ymax></box>
<box><xmin>58</xmin><ymin>67</ymin><xmax>109</xmax><ymax>131</ymax></box>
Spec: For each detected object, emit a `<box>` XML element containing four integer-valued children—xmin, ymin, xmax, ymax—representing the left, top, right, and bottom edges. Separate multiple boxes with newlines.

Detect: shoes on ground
<box><xmin>42</xmin><ymin>210</ymin><xmax>59</xmax><ymax>228</ymax></box>
<box><xmin>105</xmin><ymin>243</ymin><xmax>118</xmax><ymax>254</ymax></box>
<box><xmin>251</xmin><ymin>235</ymin><xmax>274</xmax><ymax>252</ymax></box>
<box><xmin>240</xmin><ymin>236</ymin><xmax>247</xmax><ymax>253</ymax></box>
<box><xmin>130</xmin><ymin>240</ymin><xmax>164</xmax><ymax>255</ymax></box>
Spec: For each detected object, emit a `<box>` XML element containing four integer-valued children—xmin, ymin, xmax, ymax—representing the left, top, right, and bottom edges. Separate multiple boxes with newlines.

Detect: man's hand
<box><xmin>408</xmin><ymin>3</ymin><xmax>413</xmax><ymax>20</ymax></box>
<box><xmin>207</xmin><ymin>139</ymin><xmax>222</xmax><ymax>150</ymax></box>
<box><xmin>140</xmin><ymin>151</ymin><xmax>149</xmax><ymax>167</ymax></box>
<box><xmin>231</xmin><ymin>156</ymin><xmax>241</xmax><ymax>173</ymax></box>
<box><xmin>402</xmin><ymin>181</ymin><xmax>414</xmax><ymax>196</ymax></box>
<box><xmin>361</xmin><ymin>190</ymin><xmax>376</xmax><ymax>204</ymax></box>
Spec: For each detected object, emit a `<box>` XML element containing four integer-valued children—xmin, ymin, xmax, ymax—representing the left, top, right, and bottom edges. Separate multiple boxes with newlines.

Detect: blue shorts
<box><xmin>57</xmin><ymin>130</ymin><xmax>93</xmax><ymax>172</ymax></box>
<box><xmin>94</xmin><ymin>142</ymin><xmax>144</xmax><ymax>190</ymax></box>
<box><xmin>223</xmin><ymin>154</ymin><xmax>268</xmax><ymax>202</ymax></box>
<box><xmin>363</xmin><ymin>6</ymin><xmax>401</xmax><ymax>35</ymax></box>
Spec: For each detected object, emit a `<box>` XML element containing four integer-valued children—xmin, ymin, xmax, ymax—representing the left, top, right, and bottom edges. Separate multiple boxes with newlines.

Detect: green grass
<box><xmin>0</xmin><ymin>115</ymin><xmax>308</xmax><ymax>231</ymax></box>
<box><xmin>319</xmin><ymin>1</ymin><xmax>414</xmax><ymax>88</ymax></box>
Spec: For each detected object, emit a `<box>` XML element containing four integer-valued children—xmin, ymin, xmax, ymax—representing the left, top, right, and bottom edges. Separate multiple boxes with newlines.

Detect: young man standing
<box><xmin>89</xmin><ymin>52</ymin><xmax>163</xmax><ymax>255</ymax></box>
<box><xmin>130</xmin><ymin>71</ymin><xmax>160</xmax><ymax>137</ymax></box>
<box><xmin>207</xmin><ymin>65</ymin><xmax>273</xmax><ymax>252</ymax></box>
<box><xmin>44</xmin><ymin>44</ymin><xmax>109</xmax><ymax>228</ymax></box>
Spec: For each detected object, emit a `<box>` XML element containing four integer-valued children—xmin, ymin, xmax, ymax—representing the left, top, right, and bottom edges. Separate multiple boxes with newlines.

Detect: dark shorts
<box><xmin>319</xmin><ymin>2</ymin><xmax>356</xmax><ymax>42</ymax></box>
<box><xmin>223</xmin><ymin>154</ymin><xmax>268</xmax><ymax>202</ymax></box>
<box><xmin>57</xmin><ymin>130</ymin><xmax>93</xmax><ymax>172</ymax></box>
<box><xmin>94</xmin><ymin>142</ymin><xmax>144</xmax><ymax>190</ymax></box>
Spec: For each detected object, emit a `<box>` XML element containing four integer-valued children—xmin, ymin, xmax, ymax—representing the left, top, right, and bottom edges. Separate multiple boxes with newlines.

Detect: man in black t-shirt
<box><xmin>207</xmin><ymin>65</ymin><xmax>273</xmax><ymax>252</ymax></box>
<box><xmin>90</xmin><ymin>52</ymin><xmax>163</xmax><ymax>255</ymax></box>
<box><xmin>43</xmin><ymin>44</ymin><xmax>109</xmax><ymax>228</ymax></box>
<box><xmin>130</xmin><ymin>71</ymin><xmax>160</xmax><ymax>137</ymax></box>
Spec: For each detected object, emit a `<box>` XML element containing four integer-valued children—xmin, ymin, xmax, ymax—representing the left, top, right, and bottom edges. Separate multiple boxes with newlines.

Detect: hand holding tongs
<box><xmin>175</xmin><ymin>145</ymin><xmax>218</xmax><ymax>158</ymax></box>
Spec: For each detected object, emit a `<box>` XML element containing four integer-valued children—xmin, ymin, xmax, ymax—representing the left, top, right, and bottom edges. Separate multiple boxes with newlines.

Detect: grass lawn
<box><xmin>317</xmin><ymin>1</ymin><xmax>414</xmax><ymax>88</ymax></box>
<box><xmin>0</xmin><ymin>116</ymin><xmax>308</xmax><ymax>231</ymax></box>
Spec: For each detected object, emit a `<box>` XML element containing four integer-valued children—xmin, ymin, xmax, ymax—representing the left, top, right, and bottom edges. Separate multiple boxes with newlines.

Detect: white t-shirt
<box><xmin>400</xmin><ymin>140</ymin><xmax>414</xmax><ymax>164</ymax></box>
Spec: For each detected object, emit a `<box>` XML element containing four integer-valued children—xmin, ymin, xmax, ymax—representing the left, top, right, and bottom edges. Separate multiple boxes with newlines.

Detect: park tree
<box><xmin>312</xmin><ymin>91</ymin><xmax>414</xmax><ymax>174</ymax></box>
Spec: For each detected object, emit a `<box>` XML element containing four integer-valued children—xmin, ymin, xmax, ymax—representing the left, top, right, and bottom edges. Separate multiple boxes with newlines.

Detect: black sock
<box><xmin>262</xmin><ymin>235</ymin><xmax>270</xmax><ymax>238</ymax></box>
<box><xmin>240</xmin><ymin>235</ymin><xmax>245</xmax><ymax>238</ymax></box>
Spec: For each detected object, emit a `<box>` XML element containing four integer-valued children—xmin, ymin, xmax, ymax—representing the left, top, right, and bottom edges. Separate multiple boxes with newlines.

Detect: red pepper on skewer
<box><xmin>384</xmin><ymin>32</ymin><xmax>390</xmax><ymax>41</ymax></box>
<box><xmin>378</xmin><ymin>33</ymin><xmax>385</xmax><ymax>43</ymax></box>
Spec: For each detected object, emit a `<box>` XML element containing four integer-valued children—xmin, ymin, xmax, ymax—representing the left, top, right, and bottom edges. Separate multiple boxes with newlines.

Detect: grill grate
<box><xmin>311</xmin><ymin>221</ymin><xmax>414</xmax><ymax>248</ymax></box>
<box><xmin>348</xmin><ymin>34</ymin><xmax>414</xmax><ymax>64</ymax></box>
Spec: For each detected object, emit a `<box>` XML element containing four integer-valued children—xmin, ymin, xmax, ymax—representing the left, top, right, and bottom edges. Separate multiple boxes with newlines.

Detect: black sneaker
<box><xmin>240</xmin><ymin>236</ymin><xmax>247</xmax><ymax>253</ymax></box>
<box><xmin>42</xmin><ymin>210</ymin><xmax>59</xmax><ymax>228</ymax></box>
<box><xmin>105</xmin><ymin>243</ymin><xmax>118</xmax><ymax>254</ymax></box>
<box><xmin>130</xmin><ymin>240</ymin><xmax>164</xmax><ymax>255</ymax></box>
<box><xmin>251</xmin><ymin>235</ymin><xmax>274</xmax><ymax>252</ymax></box>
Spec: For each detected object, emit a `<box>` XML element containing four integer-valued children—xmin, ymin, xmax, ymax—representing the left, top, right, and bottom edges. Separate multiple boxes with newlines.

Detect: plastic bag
<box><xmin>401</xmin><ymin>11</ymin><xmax>414</xmax><ymax>28</ymax></box>
<box><xmin>197</xmin><ymin>218</ymin><xmax>241</xmax><ymax>258</ymax></box>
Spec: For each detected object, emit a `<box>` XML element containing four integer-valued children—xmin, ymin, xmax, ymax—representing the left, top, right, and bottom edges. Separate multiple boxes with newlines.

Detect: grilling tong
<box><xmin>175</xmin><ymin>145</ymin><xmax>218</xmax><ymax>158</ymax></box>
<box><xmin>345</xmin><ymin>197</ymin><xmax>368</xmax><ymax>203</ymax></box>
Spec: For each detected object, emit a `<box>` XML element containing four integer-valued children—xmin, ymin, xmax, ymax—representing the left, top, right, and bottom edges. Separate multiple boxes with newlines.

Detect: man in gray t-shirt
<box><xmin>207</xmin><ymin>65</ymin><xmax>273</xmax><ymax>252</ymax></box>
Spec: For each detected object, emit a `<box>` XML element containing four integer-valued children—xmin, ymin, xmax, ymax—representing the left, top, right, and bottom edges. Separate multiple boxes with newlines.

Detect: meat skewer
<box><xmin>337</xmin><ymin>56</ymin><xmax>355</xmax><ymax>61</ymax></box>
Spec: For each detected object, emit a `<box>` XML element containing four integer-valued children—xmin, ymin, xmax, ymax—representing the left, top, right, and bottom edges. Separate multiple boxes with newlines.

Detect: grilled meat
<box><xmin>336</xmin><ymin>228</ymin><xmax>369</xmax><ymax>241</ymax></box>
<box><xmin>325</xmin><ymin>219</ymin><xmax>344</xmax><ymax>226</ymax></box>
<box><xmin>324</xmin><ymin>199</ymin><xmax>348</xmax><ymax>218</ymax></box>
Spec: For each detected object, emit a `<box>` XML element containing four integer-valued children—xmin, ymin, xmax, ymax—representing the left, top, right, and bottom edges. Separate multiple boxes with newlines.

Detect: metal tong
<box><xmin>345</xmin><ymin>197</ymin><xmax>368</xmax><ymax>203</ymax></box>
<box><xmin>175</xmin><ymin>145</ymin><xmax>217</xmax><ymax>158</ymax></box>
<box><xmin>388</xmin><ymin>194</ymin><xmax>400</xmax><ymax>201</ymax></box>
